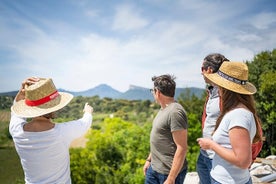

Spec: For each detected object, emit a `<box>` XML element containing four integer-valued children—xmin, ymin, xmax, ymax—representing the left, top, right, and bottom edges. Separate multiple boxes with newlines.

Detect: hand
<box><xmin>197</xmin><ymin>138</ymin><xmax>213</xmax><ymax>150</ymax></box>
<box><xmin>83</xmin><ymin>103</ymin><xmax>93</xmax><ymax>114</ymax></box>
<box><xmin>143</xmin><ymin>160</ymin><xmax>150</xmax><ymax>176</ymax></box>
<box><xmin>164</xmin><ymin>177</ymin><xmax>175</xmax><ymax>184</ymax></box>
<box><xmin>15</xmin><ymin>77</ymin><xmax>40</xmax><ymax>102</ymax></box>
<box><xmin>21</xmin><ymin>77</ymin><xmax>40</xmax><ymax>91</ymax></box>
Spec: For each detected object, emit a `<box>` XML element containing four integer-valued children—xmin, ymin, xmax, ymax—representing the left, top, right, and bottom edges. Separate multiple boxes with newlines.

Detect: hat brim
<box><xmin>204</xmin><ymin>73</ymin><xmax>257</xmax><ymax>95</ymax></box>
<box><xmin>11</xmin><ymin>92</ymin><xmax>73</xmax><ymax>118</ymax></box>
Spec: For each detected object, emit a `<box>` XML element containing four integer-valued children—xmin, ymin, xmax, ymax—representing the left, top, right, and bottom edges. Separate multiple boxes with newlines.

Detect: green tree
<box><xmin>178</xmin><ymin>88</ymin><xmax>205</xmax><ymax>171</ymax></box>
<box><xmin>246</xmin><ymin>49</ymin><xmax>276</xmax><ymax>156</ymax></box>
<box><xmin>0</xmin><ymin>96</ymin><xmax>13</xmax><ymax>110</ymax></box>
<box><xmin>70</xmin><ymin>117</ymin><xmax>151</xmax><ymax>184</ymax></box>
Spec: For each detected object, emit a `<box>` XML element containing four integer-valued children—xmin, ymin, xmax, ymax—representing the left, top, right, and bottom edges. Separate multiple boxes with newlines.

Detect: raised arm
<box><xmin>14</xmin><ymin>77</ymin><xmax>40</xmax><ymax>102</ymax></box>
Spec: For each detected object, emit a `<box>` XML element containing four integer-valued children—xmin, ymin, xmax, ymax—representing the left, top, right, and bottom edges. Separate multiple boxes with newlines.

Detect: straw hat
<box><xmin>11</xmin><ymin>78</ymin><xmax>73</xmax><ymax>118</ymax></box>
<box><xmin>204</xmin><ymin>62</ymin><xmax>257</xmax><ymax>94</ymax></box>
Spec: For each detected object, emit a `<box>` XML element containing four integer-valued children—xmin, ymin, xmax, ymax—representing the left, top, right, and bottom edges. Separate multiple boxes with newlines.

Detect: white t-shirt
<box><xmin>201</xmin><ymin>86</ymin><xmax>220</xmax><ymax>159</ymax></box>
<box><xmin>9</xmin><ymin>112</ymin><xmax>92</xmax><ymax>184</ymax></box>
<box><xmin>211</xmin><ymin>108</ymin><xmax>256</xmax><ymax>184</ymax></box>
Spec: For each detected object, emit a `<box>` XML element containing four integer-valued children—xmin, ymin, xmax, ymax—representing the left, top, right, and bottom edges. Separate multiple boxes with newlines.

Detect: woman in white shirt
<box><xmin>10</xmin><ymin>77</ymin><xmax>93</xmax><ymax>184</ymax></box>
<box><xmin>197</xmin><ymin>62</ymin><xmax>262</xmax><ymax>184</ymax></box>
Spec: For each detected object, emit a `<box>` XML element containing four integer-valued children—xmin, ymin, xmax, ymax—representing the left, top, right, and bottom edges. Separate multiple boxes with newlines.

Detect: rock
<box><xmin>183</xmin><ymin>155</ymin><xmax>276</xmax><ymax>184</ymax></box>
<box><xmin>184</xmin><ymin>172</ymin><xmax>199</xmax><ymax>184</ymax></box>
<box><xmin>250</xmin><ymin>155</ymin><xmax>276</xmax><ymax>183</ymax></box>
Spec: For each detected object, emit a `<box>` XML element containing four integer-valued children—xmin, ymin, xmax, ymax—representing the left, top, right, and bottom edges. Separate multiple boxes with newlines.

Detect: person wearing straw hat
<box><xmin>9</xmin><ymin>77</ymin><xmax>93</xmax><ymax>184</ymax></box>
<box><xmin>197</xmin><ymin>62</ymin><xmax>262</xmax><ymax>184</ymax></box>
<box><xmin>197</xmin><ymin>53</ymin><xmax>229</xmax><ymax>184</ymax></box>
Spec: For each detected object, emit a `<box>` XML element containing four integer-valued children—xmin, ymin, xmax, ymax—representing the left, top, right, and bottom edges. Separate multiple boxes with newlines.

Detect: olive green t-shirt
<box><xmin>150</xmin><ymin>102</ymin><xmax>188</xmax><ymax>174</ymax></box>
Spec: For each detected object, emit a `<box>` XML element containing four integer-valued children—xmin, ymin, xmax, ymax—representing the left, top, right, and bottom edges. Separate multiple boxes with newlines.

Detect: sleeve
<box><xmin>9</xmin><ymin>112</ymin><xmax>27</xmax><ymax>137</ymax></box>
<box><xmin>170</xmin><ymin>106</ymin><xmax>188</xmax><ymax>132</ymax></box>
<box><xmin>58</xmin><ymin>112</ymin><xmax>93</xmax><ymax>145</ymax></box>
<box><xmin>228</xmin><ymin>110</ymin><xmax>252</xmax><ymax>131</ymax></box>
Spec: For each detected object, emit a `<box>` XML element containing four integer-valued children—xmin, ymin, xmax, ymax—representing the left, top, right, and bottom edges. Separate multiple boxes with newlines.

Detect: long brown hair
<box><xmin>215</xmin><ymin>87</ymin><xmax>262</xmax><ymax>143</ymax></box>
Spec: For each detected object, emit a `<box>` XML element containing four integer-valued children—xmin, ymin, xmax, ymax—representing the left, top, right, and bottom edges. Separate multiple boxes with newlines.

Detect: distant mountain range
<box><xmin>0</xmin><ymin>84</ymin><xmax>205</xmax><ymax>101</ymax></box>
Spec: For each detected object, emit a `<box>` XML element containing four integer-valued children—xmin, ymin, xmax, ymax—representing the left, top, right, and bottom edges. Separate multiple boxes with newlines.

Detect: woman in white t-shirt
<box><xmin>197</xmin><ymin>62</ymin><xmax>262</xmax><ymax>184</ymax></box>
<box><xmin>10</xmin><ymin>77</ymin><xmax>93</xmax><ymax>184</ymax></box>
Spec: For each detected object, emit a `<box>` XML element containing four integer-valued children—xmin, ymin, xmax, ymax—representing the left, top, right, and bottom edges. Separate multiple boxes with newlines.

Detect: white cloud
<box><xmin>250</xmin><ymin>12</ymin><xmax>276</xmax><ymax>30</ymax></box>
<box><xmin>85</xmin><ymin>9</ymin><xmax>100</xmax><ymax>18</ymax></box>
<box><xmin>112</xmin><ymin>4</ymin><xmax>149</xmax><ymax>31</ymax></box>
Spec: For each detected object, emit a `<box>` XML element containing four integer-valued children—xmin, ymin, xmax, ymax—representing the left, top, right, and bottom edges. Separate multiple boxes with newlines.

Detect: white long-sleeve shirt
<box><xmin>9</xmin><ymin>112</ymin><xmax>92</xmax><ymax>184</ymax></box>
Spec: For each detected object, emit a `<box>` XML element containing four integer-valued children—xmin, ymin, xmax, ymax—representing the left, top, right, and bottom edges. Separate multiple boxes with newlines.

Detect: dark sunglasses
<box><xmin>201</xmin><ymin>67</ymin><xmax>206</xmax><ymax>72</ymax></box>
<box><xmin>150</xmin><ymin>88</ymin><xmax>157</xmax><ymax>93</ymax></box>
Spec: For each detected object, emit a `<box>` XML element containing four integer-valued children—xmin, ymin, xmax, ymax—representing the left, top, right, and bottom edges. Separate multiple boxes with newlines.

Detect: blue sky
<box><xmin>0</xmin><ymin>0</ymin><xmax>275</xmax><ymax>92</ymax></box>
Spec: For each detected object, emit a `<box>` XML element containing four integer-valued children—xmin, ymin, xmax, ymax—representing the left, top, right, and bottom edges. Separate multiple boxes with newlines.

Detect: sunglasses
<box><xmin>150</xmin><ymin>88</ymin><xmax>157</xmax><ymax>93</ymax></box>
<box><xmin>201</xmin><ymin>67</ymin><xmax>207</xmax><ymax>72</ymax></box>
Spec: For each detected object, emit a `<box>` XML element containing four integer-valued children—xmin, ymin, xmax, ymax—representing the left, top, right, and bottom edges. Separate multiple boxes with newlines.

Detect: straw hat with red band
<box><xmin>203</xmin><ymin>62</ymin><xmax>257</xmax><ymax>95</ymax></box>
<box><xmin>11</xmin><ymin>78</ymin><xmax>73</xmax><ymax>118</ymax></box>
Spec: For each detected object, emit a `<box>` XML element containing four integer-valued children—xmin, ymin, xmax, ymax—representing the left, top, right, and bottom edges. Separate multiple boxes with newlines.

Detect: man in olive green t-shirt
<box><xmin>143</xmin><ymin>74</ymin><xmax>188</xmax><ymax>184</ymax></box>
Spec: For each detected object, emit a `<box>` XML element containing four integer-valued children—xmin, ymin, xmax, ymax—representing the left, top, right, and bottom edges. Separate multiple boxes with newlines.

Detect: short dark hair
<box><xmin>152</xmin><ymin>74</ymin><xmax>176</xmax><ymax>97</ymax></box>
<box><xmin>202</xmin><ymin>53</ymin><xmax>229</xmax><ymax>73</ymax></box>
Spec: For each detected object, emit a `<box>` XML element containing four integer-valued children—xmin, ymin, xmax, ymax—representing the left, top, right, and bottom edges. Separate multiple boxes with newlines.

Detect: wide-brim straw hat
<box><xmin>204</xmin><ymin>62</ymin><xmax>257</xmax><ymax>95</ymax></box>
<box><xmin>11</xmin><ymin>78</ymin><xmax>73</xmax><ymax>118</ymax></box>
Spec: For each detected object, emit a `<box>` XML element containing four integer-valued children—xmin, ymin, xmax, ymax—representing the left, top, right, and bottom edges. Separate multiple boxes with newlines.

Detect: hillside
<box><xmin>0</xmin><ymin>84</ymin><xmax>204</xmax><ymax>100</ymax></box>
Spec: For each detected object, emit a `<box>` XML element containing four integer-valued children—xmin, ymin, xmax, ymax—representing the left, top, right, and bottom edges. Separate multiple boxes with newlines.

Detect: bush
<box><xmin>70</xmin><ymin>117</ymin><xmax>151</xmax><ymax>184</ymax></box>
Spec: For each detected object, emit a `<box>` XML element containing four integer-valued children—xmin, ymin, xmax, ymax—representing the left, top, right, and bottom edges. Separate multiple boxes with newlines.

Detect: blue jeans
<box><xmin>196</xmin><ymin>152</ymin><xmax>212</xmax><ymax>184</ymax></box>
<box><xmin>211</xmin><ymin>177</ymin><xmax>252</xmax><ymax>184</ymax></box>
<box><xmin>145</xmin><ymin>165</ymin><xmax>187</xmax><ymax>184</ymax></box>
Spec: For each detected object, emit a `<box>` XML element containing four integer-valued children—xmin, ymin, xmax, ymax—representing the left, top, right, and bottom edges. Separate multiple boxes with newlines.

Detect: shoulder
<box><xmin>172</xmin><ymin>102</ymin><xmax>185</xmax><ymax>110</ymax></box>
<box><xmin>170</xmin><ymin>103</ymin><xmax>186</xmax><ymax>115</ymax></box>
<box><xmin>226</xmin><ymin>108</ymin><xmax>254</xmax><ymax>129</ymax></box>
<box><xmin>227</xmin><ymin>108</ymin><xmax>253</xmax><ymax>117</ymax></box>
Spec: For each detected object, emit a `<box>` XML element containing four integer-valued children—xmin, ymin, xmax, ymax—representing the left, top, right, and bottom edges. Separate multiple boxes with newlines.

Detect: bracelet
<box><xmin>146</xmin><ymin>159</ymin><xmax>151</xmax><ymax>162</ymax></box>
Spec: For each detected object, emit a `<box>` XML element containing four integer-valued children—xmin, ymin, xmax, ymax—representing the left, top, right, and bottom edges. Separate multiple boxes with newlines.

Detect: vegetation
<box><xmin>70</xmin><ymin>118</ymin><xmax>152</xmax><ymax>184</ymax></box>
<box><xmin>246</xmin><ymin>49</ymin><xmax>276</xmax><ymax>156</ymax></box>
<box><xmin>0</xmin><ymin>49</ymin><xmax>275</xmax><ymax>183</ymax></box>
<box><xmin>0</xmin><ymin>148</ymin><xmax>24</xmax><ymax>184</ymax></box>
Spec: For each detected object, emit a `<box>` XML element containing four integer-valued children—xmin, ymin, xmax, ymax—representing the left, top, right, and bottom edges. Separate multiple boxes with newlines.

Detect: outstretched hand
<box><xmin>83</xmin><ymin>103</ymin><xmax>93</xmax><ymax>114</ymax></box>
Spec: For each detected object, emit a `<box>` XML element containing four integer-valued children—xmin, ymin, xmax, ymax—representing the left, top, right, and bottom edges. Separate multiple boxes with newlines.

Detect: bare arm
<box><xmin>165</xmin><ymin>129</ymin><xmax>188</xmax><ymax>184</ymax></box>
<box><xmin>197</xmin><ymin>126</ymin><xmax>251</xmax><ymax>169</ymax></box>
<box><xmin>227</xmin><ymin>127</ymin><xmax>252</xmax><ymax>168</ymax></box>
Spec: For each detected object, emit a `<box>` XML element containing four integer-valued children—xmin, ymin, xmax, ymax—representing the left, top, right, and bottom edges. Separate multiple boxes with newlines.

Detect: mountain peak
<box><xmin>129</xmin><ymin>85</ymin><xmax>148</xmax><ymax>90</ymax></box>
<box><xmin>0</xmin><ymin>83</ymin><xmax>204</xmax><ymax>100</ymax></box>
<box><xmin>94</xmin><ymin>84</ymin><xmax>115</xmax><ymax>90</ymax></box>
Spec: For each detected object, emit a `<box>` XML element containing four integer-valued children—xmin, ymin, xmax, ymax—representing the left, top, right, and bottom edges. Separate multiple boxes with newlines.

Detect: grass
<box><xmin>0</xmin><ymin>111</ymin><xmax>24</xmax><ymax>183</ymax></box>
<box><xmin>0</xmin><ymin>111</ymin><xmax>10</xmax><ymax>122</ymax></box>
<box><xmin>0</xmin><ymin>147</ymin><xmax>24</xmax><ymax>184</ymax></box>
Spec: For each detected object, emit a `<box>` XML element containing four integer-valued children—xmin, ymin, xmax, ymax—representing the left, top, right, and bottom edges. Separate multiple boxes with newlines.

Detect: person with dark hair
<box><xmin>197</xmin><ymin>62</ymin><xmax>263</xmax><ymax>184</ymax></box>
<box><xmin>143</xmin><ymin>74</ymin><xmax>188</xmax><ymax>184</ymax></box>
<box><xmin>10</xmin><ymin>77</ymin><xmax>93</xmax><ymax>184</ymax></box>
<box><xmin>197</xmin><ymin>53</ymin><xmax>229</xmax><ymax>184</ymax></box>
